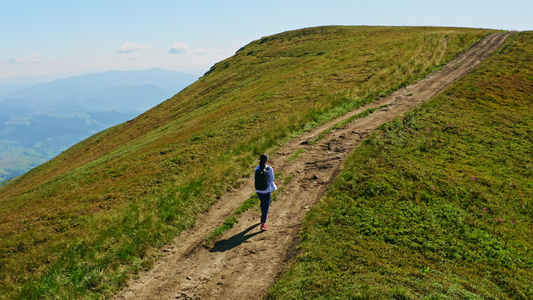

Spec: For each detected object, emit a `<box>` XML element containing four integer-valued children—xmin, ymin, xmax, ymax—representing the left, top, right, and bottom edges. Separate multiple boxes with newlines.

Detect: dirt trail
<box><xmin>115</xmin><ymin>32</ymin><xmax>510</xmax><ymax>300</ymax></box>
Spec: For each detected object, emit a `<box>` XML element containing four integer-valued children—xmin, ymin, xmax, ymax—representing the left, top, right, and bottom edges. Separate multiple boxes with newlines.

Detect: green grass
<box><xmin>0</xmin><ymin>26</ymin><xmax>497</xmax><ymax>299</ymax></box>
<box><xmin>289</xmin><ymin>149</ymin><xmax>305</xmax><ymax>161</ymax></box>
<box><xmin>268</xmin><ymin>31</ymin><xmax>532</xmax><ymax>299</ymax></box>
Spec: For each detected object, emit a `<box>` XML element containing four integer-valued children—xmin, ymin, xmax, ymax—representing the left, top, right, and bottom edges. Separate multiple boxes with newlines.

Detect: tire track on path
<box><xmin>115</xmin><ymin>32</ymin><xmax>511</xmax><ymax>300</ymax></box>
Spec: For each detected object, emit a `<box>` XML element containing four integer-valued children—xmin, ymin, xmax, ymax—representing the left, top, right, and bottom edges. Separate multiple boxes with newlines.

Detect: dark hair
<box><xmin>259</xmin><ymin>153</ymin><xmax>269</xmax><ymax>169</ymax></box>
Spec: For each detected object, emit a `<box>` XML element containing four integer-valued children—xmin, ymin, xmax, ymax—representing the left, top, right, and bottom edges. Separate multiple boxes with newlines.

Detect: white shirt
<box><xmin>255</xmin><ymin>164</ymin><xmax>278</xmax><ymax>194</ymax></box>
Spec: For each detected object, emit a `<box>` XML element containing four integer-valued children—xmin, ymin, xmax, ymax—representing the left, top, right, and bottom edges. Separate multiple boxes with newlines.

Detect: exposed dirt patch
<box><xmin>114</xmin><ymin>32</ymin><xmax>510</xmax><ymax>300</ymax></box>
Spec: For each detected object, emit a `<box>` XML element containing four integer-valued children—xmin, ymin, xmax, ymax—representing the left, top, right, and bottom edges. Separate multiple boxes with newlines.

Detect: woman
<box><xmin>254</xmin><ymin>153</ymin><xmax>277</xmax><ymax>231</ymax></box>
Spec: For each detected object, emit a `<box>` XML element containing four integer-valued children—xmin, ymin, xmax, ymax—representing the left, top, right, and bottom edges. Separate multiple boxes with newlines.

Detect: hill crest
<box><xmin>0</xmin><ymin>26</ymin><xmax>506</xmax><ymax>299</ymax></box>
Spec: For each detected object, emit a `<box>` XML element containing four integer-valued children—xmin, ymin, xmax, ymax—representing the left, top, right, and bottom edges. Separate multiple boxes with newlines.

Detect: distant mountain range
<box><xmin>0</xmin><ymin>68</ymin><xmax>198</xmax><ymax>182</ymax></box>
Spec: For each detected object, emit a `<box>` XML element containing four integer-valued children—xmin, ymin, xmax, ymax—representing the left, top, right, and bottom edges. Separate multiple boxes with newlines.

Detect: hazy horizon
<box><xmin>1</xmin><ymin>1</ymin><xmax>532</xmax><ymax>80</ymax></box>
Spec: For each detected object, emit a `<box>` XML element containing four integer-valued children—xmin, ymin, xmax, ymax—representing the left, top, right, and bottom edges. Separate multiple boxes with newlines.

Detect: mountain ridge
<box><xmin>1</xmin><ymin>68</ymin><xmax>198</xmax><ymax>101</ymax></box>
<box><xmin>117</xmin><ymin>32</ymin><xmax>520</xmax><ymax>300</ymax></box>
<box><xmin>0</xmin><ymin>26</ymin><xmax>509</xmax><ymax>299</ymax></box>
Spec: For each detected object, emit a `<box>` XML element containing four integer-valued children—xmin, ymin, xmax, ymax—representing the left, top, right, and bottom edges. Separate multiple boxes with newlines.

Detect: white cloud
<box><xmin>169</xmin><ymin>42</ymin><xmax>190</xmax><ymax>54</ymax></box>
<box><xmin>11</xmin><ymin>54</ymin><xmax>45</xmax><ymax>64</ymax></box>
<box><xmin>118</xmin><ymin>42</ymin><xmax>153</xmax><ymax>54</ymax></box>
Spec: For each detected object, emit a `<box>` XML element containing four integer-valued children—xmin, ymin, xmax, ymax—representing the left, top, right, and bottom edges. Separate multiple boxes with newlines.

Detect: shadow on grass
<box><xmin>209</xmin><ymin>223</ymin><xmax>263</xmax><ymax>253</ymax></box>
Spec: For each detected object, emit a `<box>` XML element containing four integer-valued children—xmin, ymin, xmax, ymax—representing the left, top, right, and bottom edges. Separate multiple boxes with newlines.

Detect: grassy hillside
<box><xmin>0</xmin><ymin>26</ymin><xmax>496</xmax><ymax>299</ymax></box>
<box><xmin>269</xmin><ymin>31</ymin><xmax>532</xmax><ymax>299</ymax></box>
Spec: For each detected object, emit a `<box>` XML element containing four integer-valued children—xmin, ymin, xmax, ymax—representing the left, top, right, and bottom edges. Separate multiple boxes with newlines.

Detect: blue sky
<box><xmin>1</xmin><ymin>0</ymin><xmax>531</xmax><ymax>79</ymax></box>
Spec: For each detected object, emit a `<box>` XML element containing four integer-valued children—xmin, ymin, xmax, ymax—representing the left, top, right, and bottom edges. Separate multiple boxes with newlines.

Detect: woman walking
<box><xmin>254</xmin><ymin>153</ymin><xmax>277</xmax><ymax>231</ymax></box>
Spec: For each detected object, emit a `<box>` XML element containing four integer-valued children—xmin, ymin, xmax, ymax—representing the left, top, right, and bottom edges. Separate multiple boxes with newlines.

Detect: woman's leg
<box><xmin>257</xmin><ymin>192</ymin><xmax>271</xmax><ymax>224</ymax></box>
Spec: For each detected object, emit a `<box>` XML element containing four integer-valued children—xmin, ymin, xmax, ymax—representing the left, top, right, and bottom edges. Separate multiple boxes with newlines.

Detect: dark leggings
<box><xmin>257</xmin><ymin>192</ymin><xmax>271</xmax><ymax>224</ymax></box>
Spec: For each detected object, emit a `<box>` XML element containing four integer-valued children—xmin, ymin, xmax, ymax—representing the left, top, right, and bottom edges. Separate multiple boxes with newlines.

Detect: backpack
<box><xmin>255</xmin><ymin>166</ymin><xmax>270</xmax><ymax>190</ymax></box>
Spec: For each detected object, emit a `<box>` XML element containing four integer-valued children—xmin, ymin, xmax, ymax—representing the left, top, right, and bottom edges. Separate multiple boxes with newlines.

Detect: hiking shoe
<box><xmin>261</xmin><ymin>224</ymin><xmax>267</xmax><ymax>231</ymax></box>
